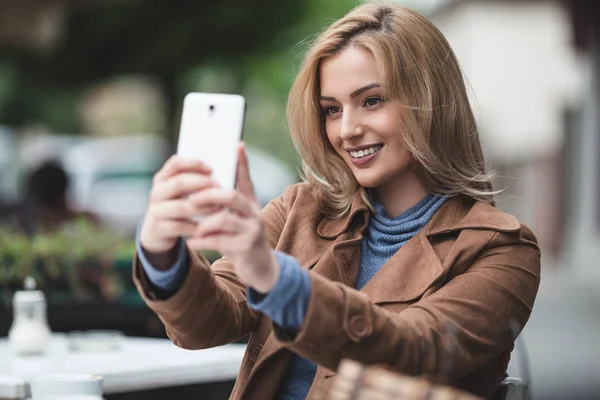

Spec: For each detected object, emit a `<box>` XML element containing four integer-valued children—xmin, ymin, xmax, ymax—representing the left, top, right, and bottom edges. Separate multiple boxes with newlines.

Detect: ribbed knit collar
<box><xmin>366</xmin><ymin>194</ymin><xmax>448</xmax><ymax>250</ymax></box>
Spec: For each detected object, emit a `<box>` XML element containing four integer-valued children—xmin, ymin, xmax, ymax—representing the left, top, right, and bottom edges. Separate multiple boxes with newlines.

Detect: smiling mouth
<box><xmin>348</xmin><ymin>144</ymin><xmax>383</xmax><ymax>159</ymax></box>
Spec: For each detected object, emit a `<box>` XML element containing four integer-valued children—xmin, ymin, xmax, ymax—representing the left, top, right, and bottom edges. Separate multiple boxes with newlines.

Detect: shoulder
<box><xmin>433</xmin><ymin>199</ymin><xmax>541</xmax><ymax>285</ymax></box>
<box><xmin>469</xmin><ymin>200</ymin><xmax>538</xmax><ymax>245</ymax></box>
<box><xmin>260</xmin><ymin>182</ymin><xmax>323</xmax><ymax>238</ymax></box>
<box><xmin>457</xmin><ymin>201</ymin><xmax>540</xmax><ymax>272</ymax></box>
<box><xmin>431</xmin><ymin>196</ymin><xmax>536</xmax><ymax>241</ymax></box>
<box><xmin>267</xmin><ymin>182</ymin><xmax>321</xmax><ymax>216</ymax></box>
<box><xmin>431</xmin><ymin>197</ymin><xmax>540</xmax><ymax>262</ymax></box>
<box><xmin>282</xmin><ymin>181</ymin><xmax>317</xmax><ymax>203</ymax></box>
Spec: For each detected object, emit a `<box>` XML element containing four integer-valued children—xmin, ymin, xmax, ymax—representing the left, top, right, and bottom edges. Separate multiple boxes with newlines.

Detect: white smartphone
<box><xmin>176</xmin><ymin>92</ymin><xmax>246</xmax><ymax>190</ymax></box>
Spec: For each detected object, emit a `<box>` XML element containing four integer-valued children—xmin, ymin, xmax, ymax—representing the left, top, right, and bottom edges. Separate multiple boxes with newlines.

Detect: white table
<box><xmin>0</xmin><ymin>335</ymin><xmax>245</xmax><ymax>399</ymax></box>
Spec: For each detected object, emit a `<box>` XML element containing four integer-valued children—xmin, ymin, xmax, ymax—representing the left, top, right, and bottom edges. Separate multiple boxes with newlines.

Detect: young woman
<box><xmin>135</xmin><ymin>3</ymin><xmax>541</xmax><ymax>399</ymax></box>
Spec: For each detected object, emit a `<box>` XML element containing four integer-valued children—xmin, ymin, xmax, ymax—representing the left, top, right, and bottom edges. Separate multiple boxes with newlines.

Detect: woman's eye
<box><xmin>364</xmin><ymin>97</ymin><xmax>383</xmax><ymax>108</ymax></box>
<box><xmin>325</xmin><ymin>106</ymin><xmax>341</xmax><ymax>116</ymax></box>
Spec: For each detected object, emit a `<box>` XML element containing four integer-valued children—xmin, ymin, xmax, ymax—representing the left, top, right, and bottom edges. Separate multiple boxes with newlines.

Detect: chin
<box><xmin>353</xmin><ymin>173</ymin><xmax>388</xmax><ymax>189</ymax></box>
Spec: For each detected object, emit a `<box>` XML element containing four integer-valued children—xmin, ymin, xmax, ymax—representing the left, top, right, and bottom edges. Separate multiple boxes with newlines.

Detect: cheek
<box><xmin>379</xmin><ymin>118</ymin><xmax>407</xmax><ymax>150</ymax></box>
<box><xmin>376</xmin><ymin>104</ymin><xmax>402</xmax><ymax>131</ymax></box>
<box><xmin>325</xmin><ymin>120</ymin><xmax>341</xmax><ymax>149</ymax></box>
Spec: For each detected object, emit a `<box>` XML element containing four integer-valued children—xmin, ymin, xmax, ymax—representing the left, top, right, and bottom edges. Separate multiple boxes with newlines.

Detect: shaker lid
<box><xmin>13</xmin><ymin>276</ymin><xmax>45</xmax><ymax>303</ymax></box>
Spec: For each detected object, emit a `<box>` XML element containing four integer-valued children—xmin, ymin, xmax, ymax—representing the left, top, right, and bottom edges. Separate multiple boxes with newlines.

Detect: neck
<box><xmin>372</xmin><ymin>170</ymin><xmax>429</xmax><ymax>218</ymax></box>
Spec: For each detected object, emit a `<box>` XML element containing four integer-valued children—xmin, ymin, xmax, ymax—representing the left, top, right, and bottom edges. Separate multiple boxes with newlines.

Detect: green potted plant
<box><xmin>0</xmin><ymin>219</ymin><xmax>136</xmax><ymax>306</ymax></box>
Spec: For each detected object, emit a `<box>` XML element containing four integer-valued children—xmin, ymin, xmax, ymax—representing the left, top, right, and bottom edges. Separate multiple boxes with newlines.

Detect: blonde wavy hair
<box><xmin>287</xmin><ymin>2</ymin><xmax>498</xmax><ymax>217</ymax></box>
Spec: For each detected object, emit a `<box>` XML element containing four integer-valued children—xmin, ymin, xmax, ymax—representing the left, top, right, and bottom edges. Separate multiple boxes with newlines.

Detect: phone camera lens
<box><xmin>209</xmin><ymin>105</ymin><xmax>215</xmax><ymax>111</ymax></box>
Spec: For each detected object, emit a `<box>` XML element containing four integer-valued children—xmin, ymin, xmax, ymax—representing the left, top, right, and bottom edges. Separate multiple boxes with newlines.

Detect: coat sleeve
<box><xmin>273</xmin><ymin>226</ymin><xmax>541</xmax><ymax>380</ymax></box>
<box><xmin>133</xmin><ymin>185</ymin><xmax>292</xmax><ymax>350</ymax></box>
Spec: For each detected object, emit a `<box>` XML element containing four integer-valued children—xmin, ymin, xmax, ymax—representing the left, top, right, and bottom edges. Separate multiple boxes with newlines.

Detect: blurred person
<box><xmin>134</xmin><ymin>3</ymin><xmax>541</xmax><ymax>400</ymax></box>
<box><xmin>1</xmin><ymin>160</ymin><xmax>98</xmax><ymax>235</ymax></box>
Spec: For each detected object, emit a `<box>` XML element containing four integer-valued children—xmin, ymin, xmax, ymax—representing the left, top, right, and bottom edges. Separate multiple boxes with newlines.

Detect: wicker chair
<box><xmin>329</xmin><ymin>359</ymin><xmax>483</xmax><ymax>400</ymax></box>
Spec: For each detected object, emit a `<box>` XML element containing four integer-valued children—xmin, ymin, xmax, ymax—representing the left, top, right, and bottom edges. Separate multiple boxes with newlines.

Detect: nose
<box><xmin>339</xmin><ymin>110</ymin><xmax>364</xmax><ymax>141</ymax></box>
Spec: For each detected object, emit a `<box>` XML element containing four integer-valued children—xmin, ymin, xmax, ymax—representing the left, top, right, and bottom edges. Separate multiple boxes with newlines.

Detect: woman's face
<box><xmin>319</xmin><ymin>46</ymin><xmax>415</xmax><ymax>191</ymax></box>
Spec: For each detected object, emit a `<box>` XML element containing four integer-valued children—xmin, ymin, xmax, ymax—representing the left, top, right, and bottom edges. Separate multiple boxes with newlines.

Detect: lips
<box><xmin>346</xmin><ymin>144</ymin><xmax>383</xmax><ymax>166</ymax></box>
<box><xmin>347</xmin><ymin>144</ymin><xmax>383</xmax><ymax>159</ymax></box>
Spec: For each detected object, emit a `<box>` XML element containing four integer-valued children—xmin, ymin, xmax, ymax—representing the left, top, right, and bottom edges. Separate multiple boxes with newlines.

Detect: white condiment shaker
<box><xmin>7</xmin><ymin>276</ymin><xmax>51</xmax><ymax>355</ymax></box>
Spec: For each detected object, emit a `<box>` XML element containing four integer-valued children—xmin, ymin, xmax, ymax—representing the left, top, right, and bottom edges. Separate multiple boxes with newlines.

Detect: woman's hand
<box><xmin>186</xmin><ymin>144</ymin><xmax>280</xmax><ymax>294</ymax></box>
<box><xmin>138</xmin><ymin>155</ymin><xmax>220</xmax><ymax>268</ymax></box>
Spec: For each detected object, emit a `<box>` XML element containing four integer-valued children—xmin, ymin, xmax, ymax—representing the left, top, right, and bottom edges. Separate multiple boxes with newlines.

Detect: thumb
<box><xmin>236</xmin><ymin>142</ymin><xmax>257</xmax><ymax>203</ymax></box>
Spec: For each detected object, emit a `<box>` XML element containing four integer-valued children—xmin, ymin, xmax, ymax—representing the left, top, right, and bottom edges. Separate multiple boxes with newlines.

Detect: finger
<box><xmin>151</xmin><ymin>173</ymin><xmax>218</xmax><ymax>202</ymax></box>
<box><xmin>193</xmin><ymin>210</ymin><xmax>246</xmax><ymax>237</ymax></box>
<box><xmin>186</xmin><ymin>234</ymin><xmax>231</xmax><ymax>253</ymax></box>
<box><xmin>154</xmin><ymin>155</ymin><xmax>212</xmax><ymax>183</ymax></box>
<box><xmin>150</xmin><ymin>200</ymin><xmax>222</xmax><ymax>220</ymax></box>
<box><xmin>188</xmin><ymin>188</ymin><xmax>257</xmax><ymax>217</ymax></box>
<box><xmin>145</xmin><ymin>219</ymin><xmax>199</xmax><ymax>239</ymax></box>
<box><xmin>236</xmin><ymin>143</ymin><xmax>257</xmax><ymax>203</ymax></box>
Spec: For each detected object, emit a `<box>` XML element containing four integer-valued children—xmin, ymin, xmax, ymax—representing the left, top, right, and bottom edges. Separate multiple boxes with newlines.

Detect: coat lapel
<box><xmin>360</xmin><ymin>232</ymin><xmax>445</xmax><ymax>304</ymax></box>
<box><xmin>358</xmin><ymin>197</ymin><xmax>462</xmax><ymax>304</ymax></box>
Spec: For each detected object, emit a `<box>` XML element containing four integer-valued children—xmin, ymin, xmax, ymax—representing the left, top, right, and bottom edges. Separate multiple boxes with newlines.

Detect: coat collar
<box><xmin>317</xmin><ymin>190</ymin><xmax>369</xmax><ymax>239</ymax></box>
<box><xmin>425</xmin><ymin>195</ymin><xmax>521</xmax><ymax>235</ymax></box>
<box><xmin>317</xmin><ymin>191</ymin><xmax>520</xmax><ymax>240</ymax></box>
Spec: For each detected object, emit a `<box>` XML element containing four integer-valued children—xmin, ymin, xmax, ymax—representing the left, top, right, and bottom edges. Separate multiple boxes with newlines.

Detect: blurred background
<box><xmin>0</xmin><ymin>0</ymin><xmax>598</xmax><ymax>399</ymax></box>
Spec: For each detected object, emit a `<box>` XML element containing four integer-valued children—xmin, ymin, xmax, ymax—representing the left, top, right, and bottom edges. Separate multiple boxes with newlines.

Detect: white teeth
<box><xmin>349</xmin><ymin>145</ymin><xmax>381</xmax><ymax>159</ymax></box>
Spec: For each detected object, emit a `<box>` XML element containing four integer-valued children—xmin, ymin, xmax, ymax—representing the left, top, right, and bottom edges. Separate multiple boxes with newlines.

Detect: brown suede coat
<box><xmin>133</xmin><ymin>183</ymin><xmax>541</xmax><ymax>399</ymax></box>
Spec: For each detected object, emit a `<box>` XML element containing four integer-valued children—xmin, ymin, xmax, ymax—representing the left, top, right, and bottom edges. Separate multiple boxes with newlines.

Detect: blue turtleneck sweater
<box><xmin>138</xmin><ymin>193</ymin><xmax>447</xmax><ymax>400</ymax></box>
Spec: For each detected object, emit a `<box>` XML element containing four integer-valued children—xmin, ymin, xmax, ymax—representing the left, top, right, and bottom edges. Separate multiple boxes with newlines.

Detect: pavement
<box><xmin>508</xmin><ymin>267</ymin><xmax>600</xmax><ymax>400</ymax></box>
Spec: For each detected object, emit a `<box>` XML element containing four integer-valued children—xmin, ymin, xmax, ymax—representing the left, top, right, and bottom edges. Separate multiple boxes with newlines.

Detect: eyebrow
<box><xmin>320</xmin><ymin>83</ymin><xmax>381</xmax><ymax>102</ymax></box>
